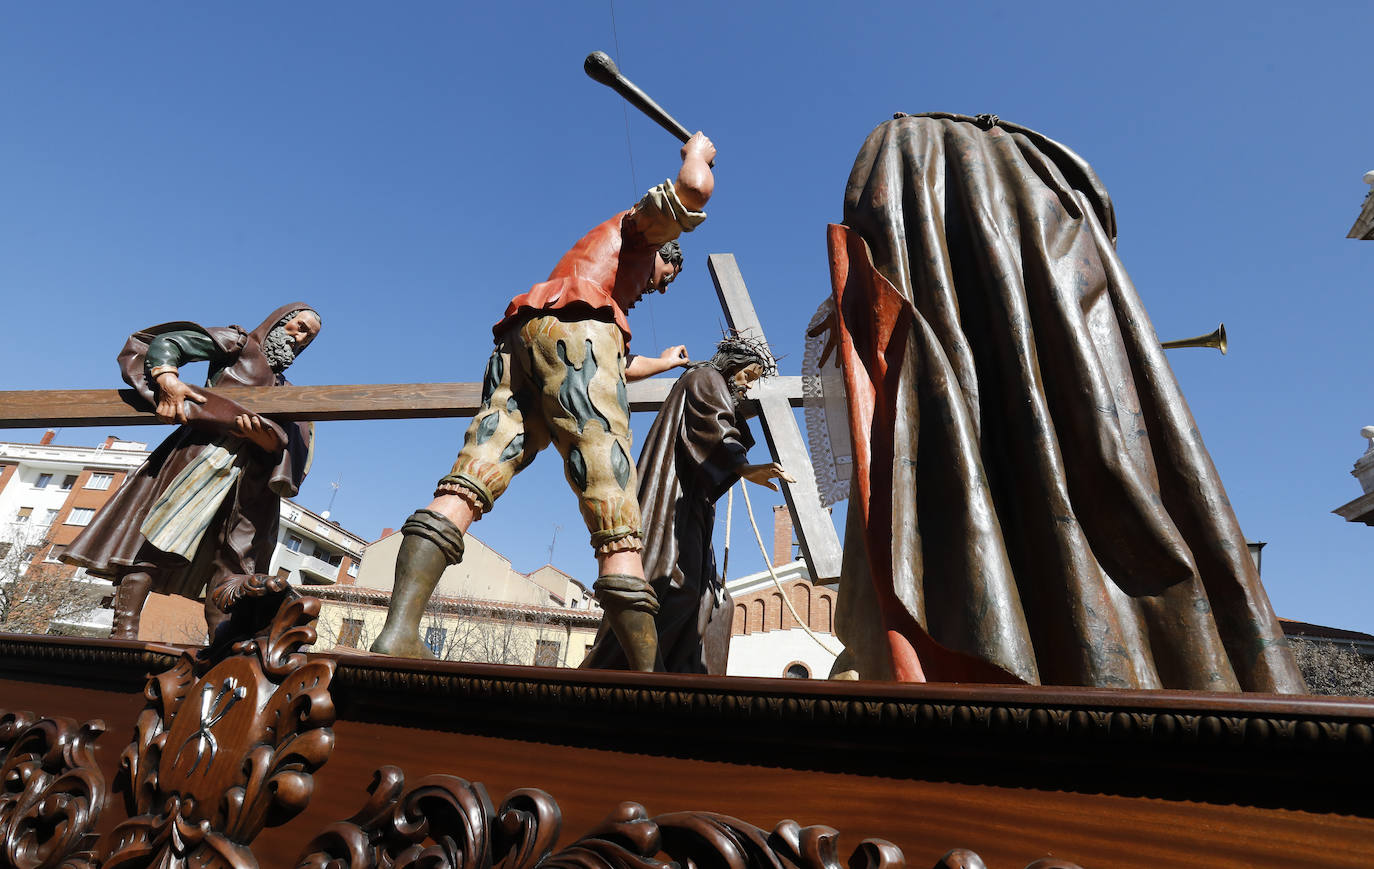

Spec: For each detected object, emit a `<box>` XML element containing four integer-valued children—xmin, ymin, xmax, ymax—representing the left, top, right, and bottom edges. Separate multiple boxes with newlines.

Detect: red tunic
<box><xmin>493</xmin><ymin>210</ymin><xmax>660</xmax><ymax>349</ymax></box>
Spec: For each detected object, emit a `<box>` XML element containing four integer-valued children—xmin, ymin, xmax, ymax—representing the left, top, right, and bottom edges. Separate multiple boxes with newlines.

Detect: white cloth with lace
<box><xmin>802</xmin><ymin>297</ymin><xmax>851</xmax><ymax>507</ymax></box>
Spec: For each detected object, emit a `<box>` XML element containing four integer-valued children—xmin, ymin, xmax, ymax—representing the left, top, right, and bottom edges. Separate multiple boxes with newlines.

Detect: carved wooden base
<box><xmin>2</xmin><ymin>630</ymin><xmax>1371</xmax><ymax>868</ymax></box>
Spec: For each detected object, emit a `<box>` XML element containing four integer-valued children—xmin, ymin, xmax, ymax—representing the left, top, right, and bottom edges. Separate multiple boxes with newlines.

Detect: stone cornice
<box><xmin>0</xmin><ymin>442</ymin><xmax>148</xmax><ymax>470</ymax></box>
<box><xmin>302</xmin><ymin>586</ymin><xmax>604</xmax><ymax>626</ymax></box>
<box><xmin>1333</xmin><ymin>490</ymin><xmax>1374</xmax><ymax>525</ymax></box>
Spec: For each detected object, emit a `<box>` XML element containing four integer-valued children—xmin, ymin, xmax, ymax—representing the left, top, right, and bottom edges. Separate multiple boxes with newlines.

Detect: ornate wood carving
<box><xmin>89</xmin><ymin>580</ymin><xmax>335</xmax><ymax>869</ymax></box>
<box><xmin>0</xmin><ymin>710</ymin><xmax>107</xmax><ymax>869</ymax></box>
<box><xmin>3</xmin><ymin>632</ymin><xmax>1370</xmax><ymax>866</ymax></box>
<box><xmin>295</xmin><ymin>766</ymin><xmax>1080</xmax><ymax>869</ymax></box>
<box><xmin>325</xmin><ymin>660</ymin><xmax>1374</xmax><ymax>758</ymax></box>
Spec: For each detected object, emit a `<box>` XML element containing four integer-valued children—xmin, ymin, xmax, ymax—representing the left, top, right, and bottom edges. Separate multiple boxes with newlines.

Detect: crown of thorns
<box><xmin>713</xmin><ymin>329</ymin><xmax>778</xmax><ymax>377</ymax></box>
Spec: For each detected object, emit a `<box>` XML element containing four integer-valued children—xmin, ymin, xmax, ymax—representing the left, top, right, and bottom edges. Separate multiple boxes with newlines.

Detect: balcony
<box><xmin>274</xmin><ymin>548</ymin><xmax>341</xmax><ymax>586</ymax></box>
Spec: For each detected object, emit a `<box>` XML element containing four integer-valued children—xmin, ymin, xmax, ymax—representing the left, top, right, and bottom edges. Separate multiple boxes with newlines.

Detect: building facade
<box><xmin>0</xmin><ymin>433</ymin><xmax>151</xmax><ymax>635</ymax></box>
<box><xmin>724</xmin><ymin>506</ymin><xmax>840</xmax><ymax>679</ymax></box>
<box><xmin>312</xmin><ymin>528</ymin><xmax>601</xmax><ymax>667</ymax></box>
<box><xmin>0</xmin><ymin>433</ymin><xmax>368</xmax><ymax>638</ymax></box>
<box><xmin>2</xmin><ymin>434</ymin><xmax>844</xmax><ymax>675</ymax></box>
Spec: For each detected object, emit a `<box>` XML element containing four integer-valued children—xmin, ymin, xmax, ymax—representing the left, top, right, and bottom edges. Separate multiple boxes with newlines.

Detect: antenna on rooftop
<box><xmin>548</xmin><ymin>524</ymin><xmax>561</xmax><ymax>566</ymax></box>
<box><xmin>321</xmin><ymin>477</ymin><xmax>342</xmax><ymax>520</ymax></box>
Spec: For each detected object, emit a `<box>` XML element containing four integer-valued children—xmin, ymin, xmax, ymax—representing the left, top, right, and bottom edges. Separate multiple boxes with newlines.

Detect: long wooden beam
<box><xmin>0</xmin><ymin>377</ymin><xmax>807</xmax><ymax>429</ymax></box>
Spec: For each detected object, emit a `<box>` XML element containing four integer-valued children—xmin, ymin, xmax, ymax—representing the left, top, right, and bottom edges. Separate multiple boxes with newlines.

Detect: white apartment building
<box><xmin>0</xmin><ymin>433</ymin><xmax>367</xmax><ymax>637</ymax></box>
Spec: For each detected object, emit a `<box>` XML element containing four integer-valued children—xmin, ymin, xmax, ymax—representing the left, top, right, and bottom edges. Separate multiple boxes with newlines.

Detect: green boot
<box><xmin>370</xmin><ymin>509</ymin><xmax>465</xmax><ymax>659</ymax></box>
<box><xmin>594</xmin><ymin>573</ymin><xmax>661</xmax><ymax>672</ymax></box>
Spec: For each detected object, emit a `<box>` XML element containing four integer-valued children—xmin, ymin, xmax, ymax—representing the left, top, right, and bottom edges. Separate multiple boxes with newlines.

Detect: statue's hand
<box><xmin>626</xmin><ymin>346</ymin><xmax>690</xmax><ymax>381</ymax></box>
<box><xmin>153</xmin><ymin>374</ymin><xmax>206</xmax><ymax>424</ymax></box>
<box><xmin>659</xmin><ymin>345</ymin><xmax>690</xmax><ymax>368</ymax></box>
<box><xmin>807</xmin><ymin>308</ymin><xmax>838</xmax><ymax>368</ymax></box>
<box><xmin>740</xmin><ymin>462</ymin><xmax>794</xmax><ymax>492</ymax></box>
<box><xmin>232</xmin><ymin>413</ymin><xmax>285</xmax><ymax>452</ymax></box>
<box><xmin>680</xmin><ymin>132</ymin><xmax>716</xmax><ymax>166</ymax></box>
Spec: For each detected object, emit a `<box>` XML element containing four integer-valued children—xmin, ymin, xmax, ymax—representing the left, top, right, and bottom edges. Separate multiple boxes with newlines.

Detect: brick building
<box><xmin>0</xmin><ymin>432</ymin><xmax>152</xmax><ymax>634</ymax></box>
<box><xmin>0</xmin><ymin>433</ymin><xmax>368</xmax><ymax>638</ymax></box>
<box><xmin>725</xmin><ymin>506</ymin><xmax>840</xmax><ymax>679</ymax></box>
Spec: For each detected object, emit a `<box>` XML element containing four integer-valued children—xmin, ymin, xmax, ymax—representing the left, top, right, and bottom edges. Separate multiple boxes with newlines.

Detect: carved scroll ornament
<box><xmin>92</xmin><ymin>577</ymin><xmax>336</xmax><ymax>869</ymax></box>
<box><xmin>0</xmin><ymin>711</ymin><xmax>107</xmax><ymax>869</ymax></box>
<box><xmin>295</xmin><ymin>766</ymin><xmax>1080</xmax><ymax>869</ymax></box>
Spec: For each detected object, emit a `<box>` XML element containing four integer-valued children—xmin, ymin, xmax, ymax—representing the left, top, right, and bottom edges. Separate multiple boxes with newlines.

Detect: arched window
<box><xmin>790</xmin><ymin>583</ymin><xmax>811</xmax><ymax>627</ymax></box>
<box><xmin>749</xmin><ymin>599</ymin><xmax>765</xmax><ymax>633</ymax></box>
<box><xmin>819</xmin><ymin>596</ymin><xmax>833</xmax><ymax>633</ymax></box>
<box><xmin>733</xmin><ymin>604</ymin><xmax>747</xmax><ymax>635</ymax></box>
<box><xmin>766</xmin><ymin>593</ymin><xmax>783</xmax><ymax>631</ymax></box>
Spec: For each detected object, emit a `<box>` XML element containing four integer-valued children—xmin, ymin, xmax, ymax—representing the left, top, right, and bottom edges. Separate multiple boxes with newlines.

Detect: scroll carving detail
<box><xmin>0</xmin><ymin>710</ymin><xmax>107</xmax><ymax>869</ymax></box>
<box><xmin>93</xmin><ymin>586</ymin><xmax>335</xmax><ymax>869</ymax></box>
<box><xmin>296</xmin><ymin>767</ymin><xmax>1078</xmax><ymax>869</ymax></box>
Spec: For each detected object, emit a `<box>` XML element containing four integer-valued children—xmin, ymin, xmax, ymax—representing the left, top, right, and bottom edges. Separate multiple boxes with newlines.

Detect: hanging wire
<box><xmin>608</xmin><ymin>0</ymin><xmax>638</xmax><ymax>199</ymax></box>
<box><xmin>608</xmin><ymin>0</ymin><xmax>660</xmax><ymax>352</ymax></box>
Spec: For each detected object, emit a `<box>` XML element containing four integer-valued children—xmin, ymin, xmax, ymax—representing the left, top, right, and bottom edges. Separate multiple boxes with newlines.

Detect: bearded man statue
<box><xmin>63</xmin><ymin>303</ymin><xmax>322</xmax><ymax>642</ymax></box>
<box><xmin>582</xmin><ymin>334</ymin><xmax>792</xmax><ymax>674</ymax></box>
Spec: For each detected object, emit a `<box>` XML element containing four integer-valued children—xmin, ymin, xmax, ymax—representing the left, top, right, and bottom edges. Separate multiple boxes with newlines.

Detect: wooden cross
<box><xmin>0</xmin><ymin>377</ymin><xmax>805</xmax><ymax>426</ymax></box>
<box><xmin>707</xmin><ymin>254</ymin><xmax>843</xmax><ymax>583</ymax></box>
<box><xmin>0</xmin><ymin>257</ymin><xmax>843</xmax><ymax>583</ymax></box>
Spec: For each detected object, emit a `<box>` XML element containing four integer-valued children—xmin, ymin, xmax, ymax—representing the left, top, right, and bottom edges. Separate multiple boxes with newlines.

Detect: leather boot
<box><xmin>369</xmin><ymin>509</ymin><xmax>464</xmax><ymax>659</ymax></box>
<box><xmin>111</xmin><ymin>572</ymin><xmax>152</xmax><ymax>640</ymax></box>
<box><xmin>594</xmin><ymin>573</ymin><xmax>661</xmax><ymax>672</ymax></box>
<box><xmin>606</xmin><ymin>608</ymin><xmax>661</xmax><ymax>671</ymax></box>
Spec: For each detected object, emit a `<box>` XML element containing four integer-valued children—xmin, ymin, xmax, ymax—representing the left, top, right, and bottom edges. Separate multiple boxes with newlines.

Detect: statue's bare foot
<box><xmin>368</xmin><ymin>632</ymin><xmax>437</xmax><ymax>660</ymax></box>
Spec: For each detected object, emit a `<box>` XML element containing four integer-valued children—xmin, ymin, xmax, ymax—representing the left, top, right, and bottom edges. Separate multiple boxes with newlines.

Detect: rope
<box><xmin>737</xmin><ymin>482</ymin><xmax>844</xmax><ymax>656</ymax></box>
<box><xmin>722</xmin><ymin>483</ymin><xmax>733</xmax><ymax>582</ymax></box>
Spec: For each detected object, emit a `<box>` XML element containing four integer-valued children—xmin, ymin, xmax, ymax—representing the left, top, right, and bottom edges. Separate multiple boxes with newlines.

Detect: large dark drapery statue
<box><xmin>825</xmin><ymin>113</ymin><xmax>1304</xmax><ymax>692</ymax></box>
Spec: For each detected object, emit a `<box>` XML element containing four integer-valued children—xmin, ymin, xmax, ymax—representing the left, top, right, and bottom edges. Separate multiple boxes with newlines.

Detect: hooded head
<box><xmin>251</xmin><ymin>303</ymin><xmax>322</xmax><ymax>374</ymax></box>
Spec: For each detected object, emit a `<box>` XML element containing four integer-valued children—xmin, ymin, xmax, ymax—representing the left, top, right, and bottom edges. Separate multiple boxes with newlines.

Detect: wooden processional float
<box><xmin>1</xmin><ymin>255</ymin><xmax>1372</xmax><ymax>869</ymax></box>
<box><xmin>1</xmin><ymin>57</ymin><xmax>1371</xmax><ymax>869</ymax></box>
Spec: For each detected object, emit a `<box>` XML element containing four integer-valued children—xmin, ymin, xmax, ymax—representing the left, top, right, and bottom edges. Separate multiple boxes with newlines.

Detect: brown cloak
<box><xmin>63</xmin><ymin>302</ymin><xmax>314</xmax><ymax>598</ymax></box>
<box><xmin>582</xmin><ymin>365</ymin><xmax>751</xmax><ymax>674</ymax></box>
<box><xmin>828</xmin><ymin>114</ymin><xmax>1304</xmax><ymax>692</ymax></box>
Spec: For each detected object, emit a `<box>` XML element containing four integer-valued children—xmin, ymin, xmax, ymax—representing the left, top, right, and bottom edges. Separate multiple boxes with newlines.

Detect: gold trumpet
<box><xmin>1161</xmin><ymin>323</ymin><xmax>1227</xmax><ymax>355</ymax></box>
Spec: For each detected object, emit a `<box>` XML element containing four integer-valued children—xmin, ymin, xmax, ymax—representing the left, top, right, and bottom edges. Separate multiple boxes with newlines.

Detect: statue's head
<box><xmin>707</xmin><ymin>332</ymin><xmax>776</xmax><ymax>399</ymax></box>
<box><xmin>657</xmin><ymin>240</ymin><xmax>683</xmax><ymax>269</ymax></box>
<box><xmin>623</xmin><ymin>241</ymin><xmax>684</xmax><ymax>314</ymax></box>
<box><xmin>263</xmin><ymin>308</ymin><xmax>322</xmax><ymax>373</ymax></box>
<box><xmin>647</xmin><ymin>239</ymin><xmax>683</xmax><ymax>295</ymax></box>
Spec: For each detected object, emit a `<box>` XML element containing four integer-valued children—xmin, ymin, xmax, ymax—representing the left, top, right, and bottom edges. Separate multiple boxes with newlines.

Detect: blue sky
<box><xmin>1</xmin><ymin>2</ymin><xmax>1370</xmax><ymax>633</ymax></box>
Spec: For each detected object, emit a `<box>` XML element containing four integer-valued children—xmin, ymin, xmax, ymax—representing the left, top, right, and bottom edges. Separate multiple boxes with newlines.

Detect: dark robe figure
<box><xmin>64</xmin><ymin>302</ymin><xmax>317</xmax><ymax>640</ymax></box>
<box><xmin>583</xmin><ymin>350</ymin><xmax>775</xmax><ymax>674</ymax></box>
<box><xmin>825</xmin><ymin>113</ymin><xmax>1304</xmax><ymax>692</ymax></box>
